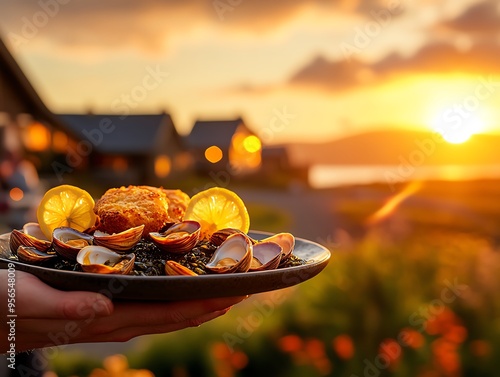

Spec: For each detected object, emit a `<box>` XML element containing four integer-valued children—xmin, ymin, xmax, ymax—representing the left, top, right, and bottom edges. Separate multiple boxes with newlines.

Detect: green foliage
<box><xmin>48</xmin><ymin>181</ymin><xmax>500</xmax><ymax>376</ymax></box>
<box><xmin>51</xmin><ymin>230</ymin><xmax>500</xmax><ymax>376</ymax></box>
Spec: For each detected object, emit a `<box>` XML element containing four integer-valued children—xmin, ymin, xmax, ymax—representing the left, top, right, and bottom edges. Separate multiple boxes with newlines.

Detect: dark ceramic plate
<box><xmin>0</xmin><ymin>231</ymin><xmax>330</xmax><ymax>301</ymax></box>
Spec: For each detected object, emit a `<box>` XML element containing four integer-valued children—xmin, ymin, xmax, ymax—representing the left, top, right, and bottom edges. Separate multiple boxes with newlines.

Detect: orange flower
<box><xmin>305</xmin><ymin>338</ymin><xmax>332</xmax><ymax>376</ymax></box>
<box><xmin>400</xmin><ymin>328</ymin><xmax>425</xmax><ymax>349</ymax></box>
<box><xmin>332</xmin><ymin>334</ymin><xmax>355</xmax><ymax>360</ymax></box>
<box><xmin>278</xmin><ymin>334</ymin><xmax>303</xmax><ymax>353</ymax></box>
<box><xmin>230</xmin><ymin>351</ymin><xmax>249</xmax><ymax>370</ymax></box>
<box><xmin>88</xmin><ymin>354</ymin><xmax>155</xmax><ymax>377</ymax></box>
<box><xmin>378</xmin><ymin>338</ymin><xmax>402</xmax><ymax>369</ymax></box>
<box><xmin>443</xmin><ymin>325</ymin><xmax>467</xmax><ymax>344</ymax></box>
<box><xmin>212</xmin><ymin>342</ymin><xmax>232</xmax><ymax>360</ymax></box>
<box><xmin>431</xmin><ymin>339</ymin><xmax>461</xmax><ymax>376</ymax></box>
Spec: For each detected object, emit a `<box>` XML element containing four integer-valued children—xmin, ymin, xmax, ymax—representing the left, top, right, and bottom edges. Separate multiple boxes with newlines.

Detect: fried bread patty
<box><xmin>94</xmin><ymin>186</ymin><xmax>189</xmax><ymax>236</ymax></box>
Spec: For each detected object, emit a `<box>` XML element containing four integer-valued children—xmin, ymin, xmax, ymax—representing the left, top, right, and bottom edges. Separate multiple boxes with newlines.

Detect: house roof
<box><xmin>0</xmin><ymin>37</ymin><xmax>71</xmax><ymax>133</ymax></box>
<box><xmin>186</xmin><ymin>118</ymin><xmax>246</xmax><ymax>149</ymax></box>
<box><xmin>59</xmin><ymin>113</ymin><xmax>180</xmax><ymax>154</ymax></box>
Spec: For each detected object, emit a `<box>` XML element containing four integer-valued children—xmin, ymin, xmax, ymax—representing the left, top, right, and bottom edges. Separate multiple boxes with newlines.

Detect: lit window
<box><xmin>112</xmin><ymin>157</ymin><xmax>128</xmax><ymax>172</ymax></box>
<box><xmin>24</xmin><ymin>122</ymin><xmax>50</xmax><ymax>151</ymax></box>
<box><xmin>229</xmin><ymin>131</ymin><xmax>262</xmax><ymax>172</ymax></box>
<box><xmin>155</xmin><ymin>155</ymin><xmax>172</xmax><ymax>178</ymax></box>
<box><xmin>243</xmin><ymin>135</ymin><xmax>261</xmax><ymax>153</ymax></box>
<box><xmin>205</xmin><ymin>146</ymin><xmax>223</xmax><ymax>163</ymax></box>
<box><xmin>52</xmin><ymin>131</ymin><xmax>68</xmax><ymax>153</ymax></box>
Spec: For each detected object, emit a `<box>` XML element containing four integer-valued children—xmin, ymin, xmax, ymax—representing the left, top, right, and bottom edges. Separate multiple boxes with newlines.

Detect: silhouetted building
<box><xmin>186</xmin><ymin>117</ymin><xmax>262</xmax><ymax>175</ymax></box>
<box><xmin>0</xmin><ymin>37</ymin><xmax>78</xmax><ymax>174</ymax></box>
<box><xmin>59</xmin><ymin>113</ymin><xmax>188</xmax><ymax>185</ymax></box>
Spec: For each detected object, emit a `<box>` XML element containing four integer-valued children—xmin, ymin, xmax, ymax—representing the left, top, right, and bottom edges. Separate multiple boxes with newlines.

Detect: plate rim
<box><xmin>0</xmin><ymin>230</ymin><xmax>331</xmax><ymax>300</ymax></box>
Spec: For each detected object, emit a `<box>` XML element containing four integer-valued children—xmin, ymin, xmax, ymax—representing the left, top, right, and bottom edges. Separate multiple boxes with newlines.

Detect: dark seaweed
<box><xmin>14</xmin><ymin>238</ymin><xmax>306</xmax><ymax>276</ymax></box>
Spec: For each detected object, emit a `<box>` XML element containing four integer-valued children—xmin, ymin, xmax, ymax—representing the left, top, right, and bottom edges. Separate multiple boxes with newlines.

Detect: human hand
<box><xmin>1</xmin><ymin>270</ymin><xmax>246</xmax><ymax>353</ymax></box>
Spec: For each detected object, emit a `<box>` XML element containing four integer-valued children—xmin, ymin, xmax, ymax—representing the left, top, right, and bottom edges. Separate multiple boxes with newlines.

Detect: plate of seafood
<box><xmin>0</xmin><ymin>185</ymin><xmax>330</xmax><ymax>301</ymax></box>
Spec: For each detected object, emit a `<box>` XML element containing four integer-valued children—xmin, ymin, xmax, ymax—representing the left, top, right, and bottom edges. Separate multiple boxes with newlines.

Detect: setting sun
<box><xmin>430</xmin><ymin>112</ymin><xmax>486</xmax><ymax>144</ymax></box>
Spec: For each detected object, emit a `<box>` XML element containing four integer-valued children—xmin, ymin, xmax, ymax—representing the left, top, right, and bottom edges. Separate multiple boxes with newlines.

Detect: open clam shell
<box><xmin>165</xmin><ymin>260</ymin><xmax>198</xmax><ymax>276</ymax></box>
<box><xmin>93</xmin><ymin>224</ymin><xmax>144</xmax><ymax>252</ymax></box>
<box><xmin>209</xmin><ymin>228</ymin><xmax>251</xmax><ymax>246</ymax></box>
<box><xmin>52</xmin><ymin>227</ymin><xmax>94</xmax><ymax>261</ymax></box>
<box><xmin>249</xmin><ymin>241</ymin><xmax>282</xmax><ymax>271</ymax></box>
<box><xmin>76</xmin><ymin>245</ymin><xmax>135</xmax><ymax>274</ymax></box>
<box><xmin>9</xmin><ymin>223</ymin><xmax>52</xmax><ymax>254</ymax></box>
<box><xmin>16</xmin><ymin>245</ymin><xmax>57</xmax><ymax>264</ymax></box>
<box><xmin>260</xmin><ymin>232</ymin><xmax>295</xmax><ymax>263</ymax></box>
<box><xmin>149</xmin><ymin>220</ymin><xmax>201</xmax><ymax>254</ymax></box>
<box><xmin>205</xmin><ymin>233</ymin><xmax>253</xmax><ymax>274</ymax></box>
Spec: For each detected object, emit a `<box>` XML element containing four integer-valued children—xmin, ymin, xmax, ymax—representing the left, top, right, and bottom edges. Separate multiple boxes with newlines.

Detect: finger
<box><xmin>108</xmin><ymin>296</ymin><xmax>247</xmax><ymax>328</ymax></box>
<box><xmin>16</xmin><ymin>306</ymin><xmax>229</xmax><ymax>345</ymax></box>
<box><xmin>16</xmin><ymin>272</ymin><xmax>113</xmax><ymax>320</ymax></box>
<box><xmin>77</xmin><ymin>308</ymin><xmax>231</xmax><ymax>344</ymax></box>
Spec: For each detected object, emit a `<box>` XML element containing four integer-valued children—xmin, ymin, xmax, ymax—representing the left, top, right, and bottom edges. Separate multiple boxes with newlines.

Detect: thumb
<box><xmin>16</xmin><ymin>271</ymin><xmax>113</xmax><ymax>320</ymax></box>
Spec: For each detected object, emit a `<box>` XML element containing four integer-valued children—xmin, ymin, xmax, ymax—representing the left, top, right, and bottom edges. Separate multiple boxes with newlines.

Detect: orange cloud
<box><xmin>0</xmin><ymin>0</ymin><xmax>407</xmax><ymax>54</ymax></box>
<box><xmin>285</xmin><ymin>41</ymin><xmax>500</xmax><ymax>92</ymax></box>
<box><xmin>441</xmin><ymin>0</ymin><xmax>500</xmax><ymax>35</ymax></box>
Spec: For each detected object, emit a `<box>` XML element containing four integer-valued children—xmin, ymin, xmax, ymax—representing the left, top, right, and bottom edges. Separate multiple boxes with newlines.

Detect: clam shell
<box><xmin>76</xmin><ymin>245</ymin><xmax>135</xmax><ymax>274</ymax></box>
<box><xmin>260</xmin><ymin>232</ymin><xmax>295</xmax><ymax>263</ymax></box>
<box><xmin>9</xmin><ymin>223</ymin><xmax>52</xmax><ymax>254</ymax></box>
<box><xmin>209</xmin><ymin>228</ymin><xmax>249</xmax><ymax>246</ymax></box>
<box><xmin>165</xmin><ymin>260</ymin><xmax>198</xmax><ymax>276</ymax></box>
<box><xmin>249</xmin><ymin>241</ymin><xmax>282</xmax><ymax>271</ymax></box>
<box><xmin>93</xmin><ymin>224</ymin><xmax>144</xmax><ymax>252</ymax></box>
<box><xmin>52</xmin><ymin>227</ymin><xmax>94</xmax><ymax>261</ymax></box>
<box><xmin>16</xmin><ymin>245</ymin><xmax>57</xmax><ymax>264</ymax></box>
<box><xmin>149</xmin><ymin>221</ymin><xmax>201</xmax><ymax>254</ymax></box>
<box><xmin>205</xmin><ymin>233</ymin><xmax>253</xmax><ymax>274</ymax></box>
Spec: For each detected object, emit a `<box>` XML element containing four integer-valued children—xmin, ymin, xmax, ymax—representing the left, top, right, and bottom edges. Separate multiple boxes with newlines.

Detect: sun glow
<box><xmin>430</xmin><ymin>112</ymin><xmax>486</xmax><ymax>144</ymax></box>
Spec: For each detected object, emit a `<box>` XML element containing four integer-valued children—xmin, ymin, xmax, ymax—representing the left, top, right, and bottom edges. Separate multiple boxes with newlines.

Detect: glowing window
<box><xmin>205</xmin><ymin>146</ymin><xmax>223</xmax><ymax>163</ymax></box>
<box><xmin>243</xmin><ymin>135</ymin><xmax>261</xmax><ymax>153</ymax></box>
<box><xmin>52</xmin><ymin>131</ymin><xmax>68</xmax><ymax>153</ymax></box>
<box><xmin>24</xmin><ymin>122</ymin><xmax>50</xmax><ymax>151</ymax></box>
<box><xmin>112</xmin><ymin>157</ymin><xmax>128</xmax><ymax>172</ymax></box>
<box><xmin>155</xmin><ymin>155</ymin><xmax>171</xmax><ymax>178</ymax></box>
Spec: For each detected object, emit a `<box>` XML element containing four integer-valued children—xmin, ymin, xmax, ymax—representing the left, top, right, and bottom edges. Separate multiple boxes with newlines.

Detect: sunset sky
<box><xmin>1</xmin><ymin>0</ymin><xmax>500</xmax><ymax>144</ymax></box>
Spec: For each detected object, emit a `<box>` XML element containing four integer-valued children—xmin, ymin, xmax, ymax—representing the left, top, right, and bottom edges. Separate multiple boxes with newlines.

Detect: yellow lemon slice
<box><xmin>37</xmin><ymin>185</ymin><xmax>97</xmax><ymax>239</ymax></box>
<box><xmin>183</xmin><ymin>187</ymin><xmax>250</xmax><ymax>240</ymax></box>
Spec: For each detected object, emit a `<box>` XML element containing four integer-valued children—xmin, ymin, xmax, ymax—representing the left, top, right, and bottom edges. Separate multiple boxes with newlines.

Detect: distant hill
<box><xmin>286</xmin><ymin>129</ymin><xmax>500</xmax><ymax>166</ymax></box>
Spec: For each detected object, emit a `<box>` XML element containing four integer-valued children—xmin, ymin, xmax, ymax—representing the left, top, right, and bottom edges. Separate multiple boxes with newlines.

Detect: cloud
<box><xmin>0</xmin><ymin>0</ymin><xmax>210</xmax><ymax>54</ymax></box>
<box><xmin>374</xmin><ymin>41</ymin><xmax>500</xmax><ymax>75</ymax></box>
<box><xmin>0</xmin><ymin>0</ymin><xmax>406</xmax><ymax>54</ymax></box>
<box><xmin>441</xmin><ymin>0</ymin><xmax>500</xmax><ymax>35</ymax></box>
<box><xmin>286</xmin><ymin>40</ymin><xmax>500</xmax><ymax>92</ymax></box>
<box><xmin>288</xmin><ymin>56</ymin><xmax>376</xmax><ymax>91</ymax></box>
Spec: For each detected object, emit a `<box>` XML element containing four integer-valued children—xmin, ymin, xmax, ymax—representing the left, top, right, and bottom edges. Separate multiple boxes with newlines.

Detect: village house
<box><xmin>0</xmin><ymin>36</ymin><xmax>189</xmax><ymax>187</ymax></box>
<box><xmin>0</xmin><ymin>37</ymin><xmax>78</xmax><ymax>175</ymax></box>
<box><xmin>58</xmin><ymin>113</ymin><xmax>188</xmax><ymax>185</ymax></box>
<box><xmin>185</xmin><ymin>118</ymin><xmax>262</xmax><ymax>176</ymax></box>
<box><xmin>0</xmin><ymin>35</ymin><xmax>305</xmax><ymax>197</ymax></box>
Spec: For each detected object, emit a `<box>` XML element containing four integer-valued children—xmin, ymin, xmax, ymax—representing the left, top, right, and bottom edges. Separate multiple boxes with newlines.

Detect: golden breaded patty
<box><xmin>162</xmin><ymin>188</ymin><xmax>190</xmax><ymax>222</ymax></box>
<box><xmin>94</xmin><ymin>186</ymin><xmax>178</xmax><ymax>236</ymax></box>
<box><xmin>136</xmin><ymin>186</ymin><xmax>190</xmax><ymax>223</ymax></box>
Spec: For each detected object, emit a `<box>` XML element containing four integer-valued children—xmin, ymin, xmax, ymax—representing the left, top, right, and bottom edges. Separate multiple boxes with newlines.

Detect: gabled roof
<box><xmin>58</xmin><ymin>113</ymin><xmax>180</xmax><ymax>154</ymax></box>
<box><xmin>186</xmin><ymin>118</ymin><xmax>246</xmax><ymax>149</ymax></box>
<box><xmin>0</xmin><ymin>37</ymin><xmax>70</xmax><ymax>132</ymax></box>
